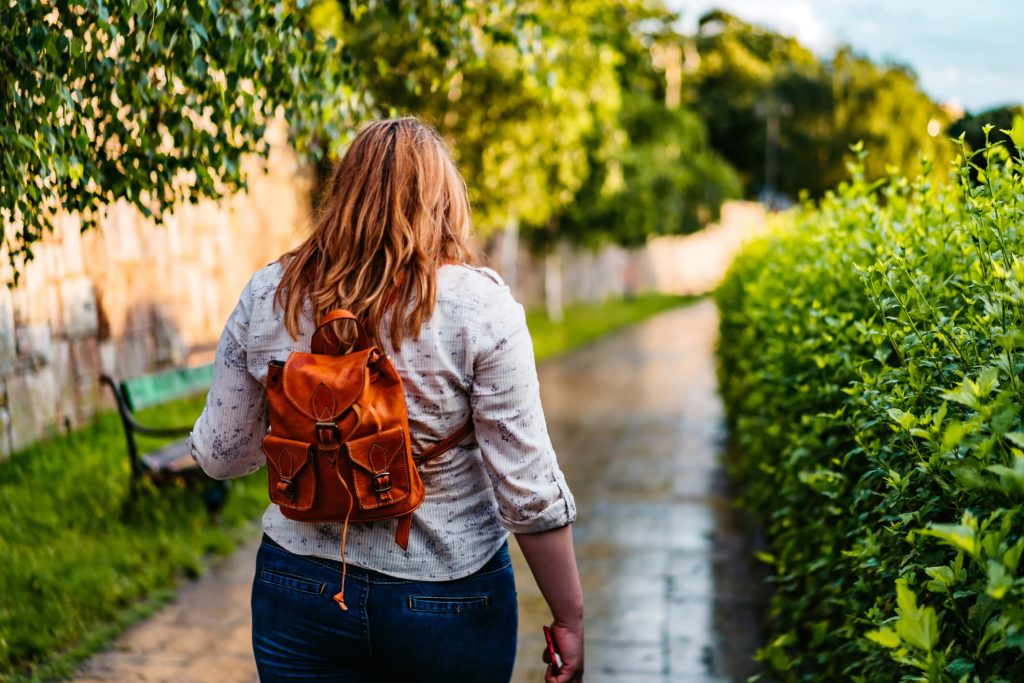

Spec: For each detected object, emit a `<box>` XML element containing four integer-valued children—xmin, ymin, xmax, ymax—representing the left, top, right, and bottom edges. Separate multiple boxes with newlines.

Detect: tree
<box><xmin>317</xmin><ymin>0</ymin><xmax>622</xmax><ymax>239</ymax></box>
<box><xmin>691</xmin><ymin>10</ymin><xmax>826</xmax><ymax>198</ymax></box>
<box><xmin>829</xmin><ymin>48</ymin><xmax>953</xmax><ymax>188</ymax></box>
<box><xmin>0</xmin><ymin>0</ymin><xmax>336</xmax><ymax>277</ymax></box>
<box><xmin>691</xmin><ymin>10</ymin><xmax>954</xmax><ymax>199</ymax></box>
<box><xmin>325</xmin><ymin>0</ymin><xmax>737</xmax><ymax>248</ymax></box>
<box><xmin>0</xmin><ymin>0</ymin><xmax>499</xmax><ymax>279</ymax></box>
<box><xmin>552</xmin><ymin>2</ymin><xmax>740</xmax><ymax>249</ymax></box>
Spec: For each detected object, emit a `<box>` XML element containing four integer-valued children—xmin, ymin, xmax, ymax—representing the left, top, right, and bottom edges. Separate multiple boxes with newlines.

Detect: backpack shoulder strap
<box><xmin>416</xmin><ymin>421</ymin><xmax>474</xmax><ymax>465</ymax></box>
<box><xmin>395</xmin><ymin>421</ymin><xmax>475</xmax><ymax>550</ymax></box>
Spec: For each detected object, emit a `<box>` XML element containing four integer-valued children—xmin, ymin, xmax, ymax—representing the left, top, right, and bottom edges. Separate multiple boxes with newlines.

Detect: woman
<box><xmin>189</xmin><ymin>117</ymin><xmax>584</xmax><ymax>682</ymax></box>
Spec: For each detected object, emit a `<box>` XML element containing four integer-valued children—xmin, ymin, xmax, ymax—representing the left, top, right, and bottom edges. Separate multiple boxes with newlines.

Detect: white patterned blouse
<box><xmin>188</xmin><ymin>261</ymin><xmax>576</xmax><ymax>580</ymax></box>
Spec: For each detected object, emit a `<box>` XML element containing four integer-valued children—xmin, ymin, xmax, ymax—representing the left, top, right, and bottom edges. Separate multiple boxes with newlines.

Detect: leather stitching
<box><xmin>263</xmin><ymin>439</ymin><xmax>315</xmax><ymax>510</ymax></box>
<box><xmin>367</xmin><ymin>441</ymin><xmax>401</xmax><ymax>473</ymax></box>
<box><xmin>281</xmin><ymin>352</ymin><xmax>371</xmax><ymax>421</ymax></box>
<box><xmin>310</xmin><ymin>383</ymin><xmax>336</xmax><ymax>421</ymax></box>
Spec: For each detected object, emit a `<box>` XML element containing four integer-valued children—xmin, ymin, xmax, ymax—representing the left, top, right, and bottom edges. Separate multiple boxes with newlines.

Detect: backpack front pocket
<box><xmin>345</xmin><ymin>426</ymin><xmax>412</xmax><ymax>510</ymax></box>
<box><xmin>263</xmin><ymin>434</ymin><xmax>318</xmax><ymax>512</ymax></box>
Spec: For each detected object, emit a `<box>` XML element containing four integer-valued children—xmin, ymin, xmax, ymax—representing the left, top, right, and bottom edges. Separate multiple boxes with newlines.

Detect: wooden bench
<box><xmin>100</xmin><ymin>364</ymin><xmax>229</xmax><ymax>514</ymax></box>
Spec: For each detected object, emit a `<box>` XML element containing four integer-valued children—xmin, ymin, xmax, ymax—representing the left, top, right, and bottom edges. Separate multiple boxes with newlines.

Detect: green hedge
<box><xmin>717</xmin><ymin>140</ymin><xmax>1024</xmax><ymax>681</ymax></box>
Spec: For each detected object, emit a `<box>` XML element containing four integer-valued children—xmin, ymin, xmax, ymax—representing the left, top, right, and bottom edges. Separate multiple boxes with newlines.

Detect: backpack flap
<box><xmin>280</xmin><ymin>348</ymin><xmax>374</xmax><ymax>423</ymax></box>
<box><xmin>264</xmin><ymin>434</ymin><xmax>318</xmax><ymax>512</ymax></box>
<box><xmin>345</xmin><ymin>426</ymin><xmax>412</xmax><ymax>510</ymax></box>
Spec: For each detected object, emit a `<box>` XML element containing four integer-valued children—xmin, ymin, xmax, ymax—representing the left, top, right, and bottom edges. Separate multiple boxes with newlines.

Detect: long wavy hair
<box><xmin>276</xmin><ymin>117</ymin><xmax>476</xmax><ymax>350</ymax></box>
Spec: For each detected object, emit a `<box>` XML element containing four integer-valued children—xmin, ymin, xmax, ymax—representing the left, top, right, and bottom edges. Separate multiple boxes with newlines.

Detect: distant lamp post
<box><xmin>754</xmin><ymin>95</ymin><xmax>793</xmax><ymax>205</ymax></box>
<box><xmin>651</xmin><ymin>42</ymin><xmax>684</xmax><ymax>110</ymax></box>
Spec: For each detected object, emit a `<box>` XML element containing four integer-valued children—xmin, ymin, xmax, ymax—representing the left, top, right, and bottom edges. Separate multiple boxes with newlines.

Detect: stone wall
<box><xmin>0</xmin><ymin>128</ymin><xmax>312</xmax><ymax>455</ymax></box>
<box><xmin>1</xmin><ymin>136</ymin><xmax>763</xmax><ymax>458</ymax></box>
<box><xmin>494</xmin><ymin>200</ymin><xmax>767</xmax><ymax>309</ymax></box>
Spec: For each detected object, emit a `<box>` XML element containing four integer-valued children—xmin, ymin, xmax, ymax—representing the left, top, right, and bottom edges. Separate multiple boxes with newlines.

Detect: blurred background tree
<box><xmin>4</xmin><ymin>1</ymin><xmax>1015</xmax><ymax>282</ymax></box>
<box><xmin>691</xmin><ymin>10</ymin><xmax>954</xmax><ymax>200</ymax></box>
<box><xmin>828</xmin><ymin>48</ymin><xmax>954</xmax><ymax>187</ymax></box>
<box><xmin>309</xmin><ymin>0</ymin><xmax>740</xmax><ymax>315</ymax></box>
<box><xmin>550</xmin><ymin>2</ymin><xmax>741</xmax><ymax>250</ymax></box>
<box><xmin>690</xmin><ymin>10</ymin><xmax>825</xmax><ymax>200</ymax></box>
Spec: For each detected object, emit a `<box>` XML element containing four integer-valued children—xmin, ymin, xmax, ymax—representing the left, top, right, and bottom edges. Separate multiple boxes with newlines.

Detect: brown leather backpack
<box><xmin>262</xmin><ymin>309</ymin><xmax>472</xmax><ymax>608</ymax></box>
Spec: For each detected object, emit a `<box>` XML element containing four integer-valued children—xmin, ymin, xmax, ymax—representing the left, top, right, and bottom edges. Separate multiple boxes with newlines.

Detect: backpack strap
<box><xmin>394</xmin><ymin>420</ymin><xmax>475</xmax><ymax>550</ymax></box>
<box><xmin>415</xmin><ymin>420</ymin><xmax>475</xmax><ymax>465</ymax></box>
<box><xmin>311</xmin><ymin>309</ymin><xmax>369</xmax><ymax>354</ymax></box>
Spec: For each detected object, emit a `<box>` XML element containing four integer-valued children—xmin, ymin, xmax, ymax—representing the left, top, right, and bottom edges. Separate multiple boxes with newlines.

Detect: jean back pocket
<box><xmin>407</xmin><ymin>594</ymin><xmax>490</xmax><ymax>613</ymax></box>
<box><xmin>260</xmin><ymin>568</ymin><xmax>327</xmax><ymax>596</ymax></box>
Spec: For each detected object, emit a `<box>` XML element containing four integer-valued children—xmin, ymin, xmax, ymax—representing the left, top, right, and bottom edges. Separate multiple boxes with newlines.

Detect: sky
<box><xmin>667</xmin><ymin>0</ymin><xmax>1022</xmax><ymax>113</ymax></box>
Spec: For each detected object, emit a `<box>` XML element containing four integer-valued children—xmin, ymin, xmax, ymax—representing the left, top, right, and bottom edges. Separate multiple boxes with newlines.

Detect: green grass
<box><xmin>527</xmin><ymin>293</ymin><xmax>691</xmax><ymax>360</ymax></box>
<box><xmin>0</xmin><ymin>398</ymin><xmax>269</xmax><ymax>682</ymax></box>
<box><xmin>0</xmin><ymin>291</ymin><xmax>689</xmax><ymax>681</ymax></box>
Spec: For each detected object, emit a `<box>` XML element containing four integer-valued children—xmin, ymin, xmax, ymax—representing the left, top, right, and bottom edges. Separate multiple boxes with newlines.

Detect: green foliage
<box><xmin>327</xmin><ymin>0</ymin><xmax>618</xmax><ymax>237</ymax></box>
<box><xmin>318</xmin><ymin>0</ymin><xmax>737</xmax><ymax>246</ymax></box>
<box><xmin>716</xmin><ymin>139</ymin><xmax>1024</xmax><ymax>679</ymax></box>
<box><xmin>0</xmin><ymin>0</ymin><xmax>339</xmax><ymax>278</ymax></box>
<box><xmin>692</xmin><ymin>11</ymin><xmax>955</xmax><ymax>199</ymax></box>
<box><xmin>4</xmin><ymin>0</ymin><xmax>735</xmax><ymax>270</ymax></box>
<box><xmin>550</xmin><ymin>4</ymin><xmax>740</xmax><ymax>248</ymax></box>
<box><xmin>305</xmin><ymin>0</ymin><xmax>525</xmax><ymax>162</ymax></box>
<box><xmin>4</xmin><ymin>0</ymin><xmax>741</xmax><ymax>272</ymax></box>
<box><xmin>0</xmin><ymin>395</ymin><xmax>269</xmax><ymax>680</ymax></box>
<box><xmin>949</xmin><ymin>105</ymin><xmax>1024</xmax><ymax>175</ymax></box>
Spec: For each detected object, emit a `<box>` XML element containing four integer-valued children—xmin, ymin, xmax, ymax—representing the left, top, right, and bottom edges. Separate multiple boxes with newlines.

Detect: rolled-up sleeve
<box><xmin>188</xmin><ymin>279</ymin><xmax>268</xmax><ymax>480</ymax></box>
<box><xmin>470</xmin><ymin>286</ymin><xmax>577</xmax><ymax>534</ymax></box>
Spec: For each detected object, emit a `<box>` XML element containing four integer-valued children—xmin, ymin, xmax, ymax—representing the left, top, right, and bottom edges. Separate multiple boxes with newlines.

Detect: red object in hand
<box><xmin>544</xmin><ymin>625</ymin><xmax>563</xmax><ymax>675</ymax></box>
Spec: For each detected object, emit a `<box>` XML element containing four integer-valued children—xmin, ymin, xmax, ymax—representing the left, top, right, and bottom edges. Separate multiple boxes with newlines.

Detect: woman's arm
<box><xmin>467</xmin><ymin>274</ymin><xmax>583</xmax><ymax>679</ymax></box>
<box><xmin>468</xmin><ymin>281</ymin><xmax>577</xmax><ymax>535</ymax></box>
<box><xmin>515</xmin><ymin>525</ymin><xmax>585</xmax><ymax>683</ymax></box>
<box><xmin>189</xmin><ymin>279</ymin><xmax>268</xmax><ymax>480</ymax></box>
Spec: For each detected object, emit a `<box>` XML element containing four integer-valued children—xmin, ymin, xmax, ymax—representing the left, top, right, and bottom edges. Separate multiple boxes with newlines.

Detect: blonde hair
<box><xmin>276</xmin><ymin>117</ymin><xmax>476</xmax><ymax>350</ymax></box>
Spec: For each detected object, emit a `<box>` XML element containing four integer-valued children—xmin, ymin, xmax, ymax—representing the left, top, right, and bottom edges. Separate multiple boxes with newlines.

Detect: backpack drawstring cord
<box><xmin>332</xmin><ymin>470</ymin><xmax>355</xmax><ymax>610</ymax></box>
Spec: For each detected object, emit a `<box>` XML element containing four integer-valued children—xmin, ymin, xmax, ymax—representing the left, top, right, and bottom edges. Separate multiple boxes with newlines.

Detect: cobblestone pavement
<box><xmin>75</xmin><ymin>299</ymin><xmax>763</xmax><ymax>682</ymax></box>
<box><xmin>75</xmin><ymin>539</ymin><xmax>260</xmax><ymax>683</ymax></box>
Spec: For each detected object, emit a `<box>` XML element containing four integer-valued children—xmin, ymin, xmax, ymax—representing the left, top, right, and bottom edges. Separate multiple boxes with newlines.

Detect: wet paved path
<box><xmin>511</xmin><ymin>300</ymin><xmax>762</xmax><ymax>682</ymax></box>
<box><xmin>75</xmin><ymin>300</ymin><xmax>762</xmax><ymax>682</ymax></box>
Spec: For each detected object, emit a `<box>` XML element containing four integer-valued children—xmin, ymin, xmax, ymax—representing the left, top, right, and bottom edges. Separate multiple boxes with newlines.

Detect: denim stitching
<box><xmin>258</xmin><ymin>568</ymin><xmax>327</xmax><ymax>596</ymax></box>
<box><xmin>263</xmin><ymin>540</ymin><xmax>375</xmax><ymax>582</ymax></box>
<box><xmin>465</xmin><ymin>559</ymin><xmax>513</xmax><ymax>579</ymax></box>
<box><xmin>361</xmin><ymin>579</ymin><xmax>372</xmax><ymax>655</ymax></box>
<box><xmin>363</xmin><ymin>558</ymin><xmax>512</xmax><ymax>585</ymax></box>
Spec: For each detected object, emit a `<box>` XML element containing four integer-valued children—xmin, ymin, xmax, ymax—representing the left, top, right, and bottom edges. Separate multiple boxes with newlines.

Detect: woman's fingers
<box><xmin>545</xmin><ymin>665</ymin><xmax>583</xmax><ymax>683</ymax></box>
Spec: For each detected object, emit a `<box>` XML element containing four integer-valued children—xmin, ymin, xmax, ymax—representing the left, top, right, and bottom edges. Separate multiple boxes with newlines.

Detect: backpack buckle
<box><xmin>373</xmin><ymin>472</ymin><xmax>392</xmax><ymax>494</ymax></box>
<box><xmin>276</xmin><ymin>478</ymin><xmax>296</xmax><ymax>501</ymax></box>
<box><xmin>316</xmin><ymin>421</ymin><xmax>340</xmax><ymax>445</ymax></box>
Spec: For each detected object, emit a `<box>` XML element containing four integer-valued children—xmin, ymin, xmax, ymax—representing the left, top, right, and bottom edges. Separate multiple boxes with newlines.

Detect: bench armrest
<box><xmin>100</xmin><ymin>374</ymin><xmax>195</xmax><ymax>439</ymax></box>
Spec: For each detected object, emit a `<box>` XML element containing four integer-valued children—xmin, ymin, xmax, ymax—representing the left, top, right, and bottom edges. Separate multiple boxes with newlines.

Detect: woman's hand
<box><xmin>543</xmin><ymin>620</ymin><xmax>584</xmax><ymax>683</ymax></box>
<box><xmin>514</xmin><ymin>525</ymin><xmax>585</xmax><ymax>682</ymax></box>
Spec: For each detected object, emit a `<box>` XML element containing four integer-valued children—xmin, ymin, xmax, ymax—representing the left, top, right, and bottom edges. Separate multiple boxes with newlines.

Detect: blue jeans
<box><xmin>251</xmin><ymin>534</ymin><xmax>518</xmax><ymax>682</ymax></box>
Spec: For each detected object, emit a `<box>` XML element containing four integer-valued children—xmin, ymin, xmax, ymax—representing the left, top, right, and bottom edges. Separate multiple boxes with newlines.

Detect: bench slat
<box><xmin>141</xmin><ymin>440</ymin><xmax>197</xmax><ymax>473</ymax></box>
<box><xmin>123</xmin><ymin>364</ymin><xmax>213</xmax><ymax>411</ymax></box>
